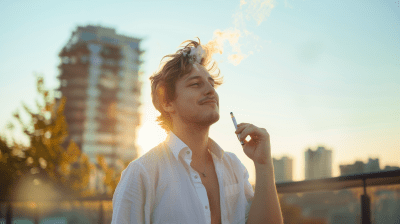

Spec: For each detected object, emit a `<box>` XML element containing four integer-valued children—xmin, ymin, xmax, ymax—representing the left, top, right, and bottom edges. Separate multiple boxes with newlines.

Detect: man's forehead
<box><xmin>183</xmin><ymin>64</ymin><xmax>212</xmax><ymax>81</ymax></box>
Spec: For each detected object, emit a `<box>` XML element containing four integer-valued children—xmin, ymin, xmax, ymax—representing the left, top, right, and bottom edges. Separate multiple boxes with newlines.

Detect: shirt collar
<box><xmin>165</xmin><ymin>131</ymin><xmax>224</xmax><ymax>161</ymax></box>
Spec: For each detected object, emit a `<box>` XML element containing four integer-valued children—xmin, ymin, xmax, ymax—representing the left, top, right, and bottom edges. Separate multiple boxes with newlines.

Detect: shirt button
<box><xmin>205</xmin><ymin>206</ymin><xmax>208</xmax><ymax>209</ymax></box>
<box><xmin>186</xmin><ymin>151</ymin><xmax>190</xmax><ymax>154</ymax></box>
<box><xmin>194</xmin><ymin>175</ymin><xmax>198</xmax><ymax>179</ymax></box>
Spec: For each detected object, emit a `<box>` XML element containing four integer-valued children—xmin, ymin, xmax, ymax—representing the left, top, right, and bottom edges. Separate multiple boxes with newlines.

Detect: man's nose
<box><xmin>204</xmin><ymin>82</ymin><xmax>216</xmax><ymax>96</ymax></box>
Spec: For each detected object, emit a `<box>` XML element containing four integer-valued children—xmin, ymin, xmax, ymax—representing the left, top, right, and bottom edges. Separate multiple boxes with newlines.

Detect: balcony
<box><xmin>59</xmin><ymin>43</ymin><xmax>90</xmax><ymax>57</ymax></box>
<box><xmin>1</xmin><ymin>170</ymin><xmax>399</xmax><ymax>223</ymax></box>
<box><xmin>100</xmin><ymin>46</ymin><xmax>122</xmax><ymax>59</ymax></box>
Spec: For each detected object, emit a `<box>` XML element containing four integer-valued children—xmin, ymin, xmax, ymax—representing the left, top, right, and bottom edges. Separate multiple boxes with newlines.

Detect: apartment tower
<box><xmin>58</xmin><ymin>25</ymin><xmax>142</xmax><ymax>164</ymax></box>
<box><xmin>305</xmin><ymin>146</ymin><xmax>332</xmax><ymax>179</ymax></box>
<box><xmin>273</xmin><ymin>156</ymin><xmax>293</xmax><ymax>183</ymax></box>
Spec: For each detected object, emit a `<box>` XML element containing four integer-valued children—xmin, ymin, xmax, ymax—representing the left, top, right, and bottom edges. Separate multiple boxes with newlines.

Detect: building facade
<box><xmin>58</xmin><ymin>25</ymin><xmax>143</xmax><ymax>164</ymax></box>
<box><xmin>339</xmin><ymin>158</ymin><xmax>381</xmax><ymax>176</ymax></box>
<box><xmin>305</xmin><ymin>146</ymin><xmax>332</xmax><ymax>180</ymax></box>
<box><xmin>273</xmin><ymin>156</ymin><xmax>293</xmax><ymax>183</ymax></box>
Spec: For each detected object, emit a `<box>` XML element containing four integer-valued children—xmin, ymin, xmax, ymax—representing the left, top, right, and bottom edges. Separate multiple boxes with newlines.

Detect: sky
<box><xmin>0</xmin><ymin>0</ymin><xmax>399</xmax><ymax>184</ymax></box>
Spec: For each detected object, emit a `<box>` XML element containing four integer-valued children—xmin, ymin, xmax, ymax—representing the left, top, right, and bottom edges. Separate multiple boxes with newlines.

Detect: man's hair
<box><xmin>150</xmin><ymin>38</ymin><xmax>223</xmax><ymax>132</ymax></box>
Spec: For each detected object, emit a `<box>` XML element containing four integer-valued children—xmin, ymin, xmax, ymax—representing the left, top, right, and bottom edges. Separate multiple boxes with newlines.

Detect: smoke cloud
<box><xmin>205</xmin><ymin>0</ymin><xmax>275</xmax><ymax>66</ymax></box>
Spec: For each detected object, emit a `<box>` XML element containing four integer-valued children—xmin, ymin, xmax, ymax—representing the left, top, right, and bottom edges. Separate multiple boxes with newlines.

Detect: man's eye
<box><xmin>191</xmin><ymin>83</ymin><xmax>199</xmax><ymax>86</ymax></box>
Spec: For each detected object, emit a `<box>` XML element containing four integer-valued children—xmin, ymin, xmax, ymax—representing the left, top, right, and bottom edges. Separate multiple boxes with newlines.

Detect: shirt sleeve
<box><xmin>111</xmin><ymin>161</ymin><xmax>151</xmax><ymax>224</ymax></box>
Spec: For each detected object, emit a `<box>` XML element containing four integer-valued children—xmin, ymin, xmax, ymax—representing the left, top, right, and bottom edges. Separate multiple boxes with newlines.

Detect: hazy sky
<box><xmin>1</xmin><ymin>0</ymin><xmax>399</xmax><ymax>183</ymax></box>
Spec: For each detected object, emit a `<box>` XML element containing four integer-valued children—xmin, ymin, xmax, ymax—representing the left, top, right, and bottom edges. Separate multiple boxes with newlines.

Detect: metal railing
<box><xmin>2</xmin><ymin>169</ymin><xmax>400</xmax><ymax>224</ymax></box>
<box><xmin>276</xmin><ymin>169</ymin><xmax>400</xmax><ymax>224</ymax></box>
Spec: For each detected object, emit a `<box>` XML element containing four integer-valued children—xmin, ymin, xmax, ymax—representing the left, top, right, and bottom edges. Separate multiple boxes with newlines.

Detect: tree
<box><xmin>2</xmin><ymin>75</ymin><xmax>94</xmax><ymax>199</ymax></box>
<box><xmin>0</xmin><ymin>136</ymin><xmax>27</xmax><ymax>198</ymax></box>
<box><xmin>96</xmin><ymin>155</ymin><xmax>129</xmax><ymax>197</ymax></box>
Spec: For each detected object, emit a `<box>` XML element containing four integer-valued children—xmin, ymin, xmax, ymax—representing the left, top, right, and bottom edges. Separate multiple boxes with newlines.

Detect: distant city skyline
<box><xmin>273</xmin><ymin>147</ymin><xmax>399</xmax><ymax>184</ymax></box>
<box><xmin>1</xmin><ymin>0</ymin><xmax>399</xmax><ymax>184</ymax></box>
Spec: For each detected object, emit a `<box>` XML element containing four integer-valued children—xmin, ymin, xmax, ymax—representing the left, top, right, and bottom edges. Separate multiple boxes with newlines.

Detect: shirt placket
<box><xmin>183</xmin><ymin>149</ymin><xmax>212</xmax><ymax>224</ymax></box>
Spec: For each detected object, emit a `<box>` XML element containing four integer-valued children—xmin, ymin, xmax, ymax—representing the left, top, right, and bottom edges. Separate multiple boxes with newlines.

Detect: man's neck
<box><xmin>172</xmin><ymin>122</ymin><xmax>210</xmax><ymax>161</ymax></box>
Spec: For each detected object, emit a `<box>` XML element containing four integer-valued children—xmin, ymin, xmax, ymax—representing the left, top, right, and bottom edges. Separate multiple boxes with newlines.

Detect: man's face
<box><xmin>168</xmin><ymin>64</ymin><xmax>220</xmax><ymax>128</ymax></box>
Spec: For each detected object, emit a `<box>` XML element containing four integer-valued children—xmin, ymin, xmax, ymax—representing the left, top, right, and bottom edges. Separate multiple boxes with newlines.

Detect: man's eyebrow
<box><xmin>185</xmin><ymin>75</ymin><xmax>215</xmax><ymax>83</ymax></box>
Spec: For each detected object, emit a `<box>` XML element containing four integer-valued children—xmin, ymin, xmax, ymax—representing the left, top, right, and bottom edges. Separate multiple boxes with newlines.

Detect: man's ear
<box><xmin>162</xmin><ymin>100</ymin><xmax>175</xmax><ymax>114</ymax></box>
<box><xmin>158</xmin><ymin>85</ymin><xmax>175</xmax><ymax>114</ymax></box>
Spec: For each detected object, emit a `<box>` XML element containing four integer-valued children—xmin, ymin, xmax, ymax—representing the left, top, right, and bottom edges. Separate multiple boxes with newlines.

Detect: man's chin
<box><xmin>210</xmin><ymin>113</ymin><xmax>220</xmax><ymax>124</ymax></box>
<box><xmin>202</xmin><ymin>113</ymin><xmax>220</xmax><ymax>126</ymax></box>
<box><xmin>191</xmin><ymin>112</ymin><xmax>219</xmax><ymax>127</ymax></box>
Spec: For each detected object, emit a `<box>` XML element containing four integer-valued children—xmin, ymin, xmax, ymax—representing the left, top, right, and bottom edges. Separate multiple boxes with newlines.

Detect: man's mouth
<box><xmin>201</xmin><ymin>99</ymin><xmax>218</xmax><ymax>105</ymax></box>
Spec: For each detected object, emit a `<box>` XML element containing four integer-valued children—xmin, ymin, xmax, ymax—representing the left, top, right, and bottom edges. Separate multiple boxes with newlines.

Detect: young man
<box><xmin>111</xmin><ymin>40</ymin><xmax>283</xmax><ymax>224</ymax></box>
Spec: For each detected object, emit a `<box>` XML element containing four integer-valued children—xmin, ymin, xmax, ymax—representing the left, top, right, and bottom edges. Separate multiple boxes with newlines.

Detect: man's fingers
<box><xmin>238</xmin><ymin>124</ymin><xmax>266</xmax><ymax>142</ymax></box>
<box><xmin>237</xmin><ymin>123</ymin><xmax>249</xmax><ymax>127</ymax></box>
<box><xmin>238</xmin><ymin>125</ymin><xmax>253</xmax><ymax>141</ymax></box>
<box><xmin>235</xmin><ymin>123</ymin><xmax>249</xmax><ymax>133</ymax></box>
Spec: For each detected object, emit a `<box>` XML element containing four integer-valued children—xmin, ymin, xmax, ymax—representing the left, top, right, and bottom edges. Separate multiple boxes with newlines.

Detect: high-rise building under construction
<box><xmin>58</xmin><ymin>25</ymin><xmax>142</xmax><ymax>164</ymax></box>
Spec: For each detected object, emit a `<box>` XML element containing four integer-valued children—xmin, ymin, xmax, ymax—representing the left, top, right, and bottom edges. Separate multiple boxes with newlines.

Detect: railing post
<box><xmin>6</xmin><ymin>202</ymin><xmax>12</xmax><ymax>224</ymax></box>
<box><xmin>34</xmin><ymin>203</ymin><xmax>39</xmax><ymax>224</ymax></box>
<box><xmin>361</xmin><ymin>178</ymin><xmax>371</xmax><ymax>224</ymax></box>
<box><xmin>99</xmin><ymin>200</ymin><xmax>104</xmax><ymax>224</ymax></box>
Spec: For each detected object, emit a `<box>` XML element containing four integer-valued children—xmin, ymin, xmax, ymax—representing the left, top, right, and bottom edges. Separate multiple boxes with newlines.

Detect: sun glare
<box><xmin>137</xmin><ymin>106</ymin><xmax>167</xmax><ymax>157</ymax></box>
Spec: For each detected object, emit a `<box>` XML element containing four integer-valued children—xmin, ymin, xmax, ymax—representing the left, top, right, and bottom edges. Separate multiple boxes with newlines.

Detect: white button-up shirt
<box><xmin>112</xmin><ymin>131</ymin><xmax>254</xmax><ymax>224</ymax></box>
